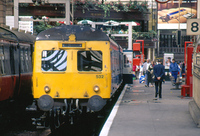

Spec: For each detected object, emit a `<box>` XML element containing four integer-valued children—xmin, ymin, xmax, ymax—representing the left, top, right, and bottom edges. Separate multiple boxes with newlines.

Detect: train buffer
<box><xmin>100</xmin><ymin>80</ymin><xmax>199</xmax><ymax>136</ymax></box>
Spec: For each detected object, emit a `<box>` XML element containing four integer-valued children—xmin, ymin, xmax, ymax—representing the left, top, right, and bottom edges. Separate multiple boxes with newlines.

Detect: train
<box><xmin>32</xmin><ymin>25</ymin><xmax>132</xmax><ymax>130</ymax></box>
<box><xmin>0</xmin><ymin>26</ymin><xmax>35</xmax><ymax>126</ymax></box>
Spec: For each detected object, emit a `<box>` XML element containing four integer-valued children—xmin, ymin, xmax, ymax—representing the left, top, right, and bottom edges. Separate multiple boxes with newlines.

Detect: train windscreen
<box><xmin>41</xmin><ymin>50</ymin><xmax>67</xmax><ymax>71</ymax></box>
<box><xmin>77</xmin><ymin>51</ymin><xmax>102</xmax><ymax>71</ymax></box>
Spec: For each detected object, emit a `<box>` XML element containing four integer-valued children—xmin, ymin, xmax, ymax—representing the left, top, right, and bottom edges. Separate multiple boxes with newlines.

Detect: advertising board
<box><xmin>157</xmin><ymin>0</ymin><xmax>197</xmax><ymax>29</ymax></box>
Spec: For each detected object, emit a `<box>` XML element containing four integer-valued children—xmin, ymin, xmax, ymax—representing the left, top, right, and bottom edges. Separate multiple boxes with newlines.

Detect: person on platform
<box><xmin>169</xmin><ymin>59</ymin><xmax>180</xmax><ymax>83</ymax></box>
<box><xmin>118</xmin><ymin>29</ymin><xmax>124</xmax><ymax>34</ymax></box>
<box><xmin>148</xmin><ymin>60</ymin><xmax>155</xmax><ymax>87</ymax></box>
<box><xmin>165</xmin><ymin>57</ymin><xmax>171</xmax><ymax>68</ymax></box>
<box><xmin>181</xmin><ymin>62</ymin><xmax>185</xmax><ymax>78</ymax></box>
<box><xmin>153</xmin><ymin>59</ymin><xmax>165</xmax><ymax>99</ymax></box>
<box><xmin>143</xmin><ymin>59</ymin><xmax>151</xmax><ymax>87</ymax></box>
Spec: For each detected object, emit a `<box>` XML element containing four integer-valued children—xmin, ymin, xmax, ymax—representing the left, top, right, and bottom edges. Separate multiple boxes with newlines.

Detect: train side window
<box><xmin>24</xmin><ymin>48</ymin><xmax>29</xmax><ymax>72</ymax></box>
<box><xmin>0</xmin><ymin>46</ymin><xmax>5</xmax><ymax>75</ymax></box>
<box><xmin>77</xmin><ymin>51</ymin><xmax>102</xmax><ymax>71</ymax></box>
<box><xmin>41</xmin><ymin>50</ymin><xmax>67</xmax><ymax>72</ymax></box>
<box><xmin>9</xmin><ymin>46</ymin><xmax>15</xmax><ymax>74</ymax></box>
<box><xmin>20</xmin><ymin>48</ymin><xmax>25</xmax><ymax>73</ymax></box>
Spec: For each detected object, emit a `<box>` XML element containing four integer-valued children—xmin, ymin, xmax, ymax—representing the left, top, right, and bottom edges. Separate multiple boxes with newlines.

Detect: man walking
<box><xmin>169</xmin><ymin>58</ymin><xmax>180</xmax><ymax>83</ymax></box>
<box><xmin>143</xmin><ymin>59</ymin><xmax>151</xmax><ymax>87</ymax></box>
<box><xmin>153</xmin><ymin>59</ymin><xmax>165</xmax><ymax>99</ymax></box>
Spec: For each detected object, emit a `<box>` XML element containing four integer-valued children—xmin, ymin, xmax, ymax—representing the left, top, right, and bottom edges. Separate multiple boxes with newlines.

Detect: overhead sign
<box><xmin>155</xmin><ymin>0</ymin><xmax>170</xmax><ymax>3</ymax></box>
<box><xmin>187</xmin><ymin>19</ymin><xmax>200</xmax><ymax>35</ymax></box>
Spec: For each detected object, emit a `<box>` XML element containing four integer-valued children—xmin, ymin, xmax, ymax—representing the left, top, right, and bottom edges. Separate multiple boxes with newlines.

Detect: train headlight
<box><xmin>44</xmin><ymin>86</ymin><xmax>51</xmax><ymax>93</ymax></box>
<box><xmin>93</xmin><ymin>86</ymin><xmax>100</xmax><ymax>93</ymax></box>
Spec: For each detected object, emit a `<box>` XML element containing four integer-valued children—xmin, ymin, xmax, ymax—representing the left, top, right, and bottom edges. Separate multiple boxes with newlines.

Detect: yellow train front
<box><xmin>32</xmin><ymin>25</ymin><xmax>123</xmax><ymax>128</ymax></box>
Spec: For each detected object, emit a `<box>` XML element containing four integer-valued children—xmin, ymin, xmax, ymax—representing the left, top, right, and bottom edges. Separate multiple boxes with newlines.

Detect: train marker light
<box><xmin>44</xmin><ymin>86</ymin><xmax>50</xmax><ymax>93</ymax></box>
<box><xmin>94</xmin><ymin>86</ymin><xmax>100</xmax><ymax>92</ymax></box>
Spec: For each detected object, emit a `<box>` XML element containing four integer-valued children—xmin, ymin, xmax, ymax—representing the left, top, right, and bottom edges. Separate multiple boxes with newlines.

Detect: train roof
<box><xmin>36</xmin><ymin>25</ymin><xmax>109</xmax><ymax>41</ymax></box>
<box><xmin>0</xmin><ymin>27</ymin><xmax>35</xmax><ymax>44</ymax></box>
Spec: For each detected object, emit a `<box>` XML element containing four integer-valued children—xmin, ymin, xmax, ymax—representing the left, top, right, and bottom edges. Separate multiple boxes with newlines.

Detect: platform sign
<box><xmin>187</xmin><ymin>19</ymin><xmax>200</xmax><ymax>35</ymax></box>
<box><xmin>19</xmin><ymin>16</ymin><xmax>33</xmax><ymax>34</ymax></box>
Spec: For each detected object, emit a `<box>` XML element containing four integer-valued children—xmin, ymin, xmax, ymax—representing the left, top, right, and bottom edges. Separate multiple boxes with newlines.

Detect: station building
<box><xmin>0</xmin><ymin>0</ymin><xmax>198</xmax><ymax>62</ymax></box>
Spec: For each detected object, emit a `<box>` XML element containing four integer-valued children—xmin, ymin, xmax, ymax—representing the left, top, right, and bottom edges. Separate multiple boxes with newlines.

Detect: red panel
<box><xmin>0</xmin><ymin>76</ymin><xmax>14</xmax><ymax>101</ymax></box>
<box><xmin>133</xmin><ymin>43</ymin><xmax>140</xmax><ymax>51</ymax></box>
<box><xmin>186</xmin><ymin>45</ymin><xmax>193</xmax><ymax>86</ymax></box>
<box><xmin>184</xmin><ymin>41</ymin><xmax>193</xmax><ymax>64</ymax></box>
<box><xmin>133</xmin><ymin>58</ymin><xmax>140</xmax><ymax>66</ymax></box>
<box><xmin>19</xmin><ymin>73</ymin><xmax>32</xmax><ymax>95</ymax></box>
<box><xmin>196</xmin><ymin>44</ymin><xmax>200</xmax><ymax>53</ymax></box>
<box><xmin>136</xmin><ymin>40</ymin><xmax>144</xmax><ymax>54</ymax></box>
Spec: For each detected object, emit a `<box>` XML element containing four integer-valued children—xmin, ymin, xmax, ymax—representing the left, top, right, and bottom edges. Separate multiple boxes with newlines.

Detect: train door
<box><xmin>18</xmin><ymin>46</ymin><xmax>25</xmax><ymax>96</ymax></box>
<box><xmin>0</xmin><ymin>44</ymin><xmax>14</xmax><ymax>101</ymax></box>
<box><xmin>0</xmin><ymin>45</ymin><xmax>7</xmax><ymax>101</ymax></box>
<box><xmin>10</xmin><ymin>43</ymin><xmax>20</xmax><ymax>99</ymax></box>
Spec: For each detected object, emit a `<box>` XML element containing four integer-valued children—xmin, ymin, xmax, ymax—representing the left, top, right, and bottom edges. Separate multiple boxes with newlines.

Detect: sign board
<box><xmin>187</xmin><ymin>19</ymin><xmax>200</xmax><ymax>35</ymax></box>
<box><xmin>157</xmin><ymin>1</ymin><xmax>197</xmax><ymax>30</ymax></box>
<box><xmin>6</xmin><ymin>16</ymin><xmax>33</xmax><ymax>34</ymax></box>
<box><xmin>19</xmin><ymin>16</ymin><xmax>33</xmax><ymax>34</ymax></box>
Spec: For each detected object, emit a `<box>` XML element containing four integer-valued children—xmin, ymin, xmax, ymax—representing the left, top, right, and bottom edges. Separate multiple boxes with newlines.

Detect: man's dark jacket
<box><xmin>153</xmin><ymin>63</ymin><xmax>165</xmax><ymax>82</ymax></box>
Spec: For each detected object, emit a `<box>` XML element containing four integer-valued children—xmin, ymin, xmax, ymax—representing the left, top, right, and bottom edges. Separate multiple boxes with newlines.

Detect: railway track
<box><xmin>49</xmin><ymin>83</ymin><xmax>125</xmax><ymax>136</ymax></box>
<box><xmin>5</xmin><ymin>83</ymin><xmax>123</xmax><ymax>136</ymax></box>
<box><xmin>1</xmin><ymin>83</ymin><xmax>125</xmax><ymax>136</ymax></box>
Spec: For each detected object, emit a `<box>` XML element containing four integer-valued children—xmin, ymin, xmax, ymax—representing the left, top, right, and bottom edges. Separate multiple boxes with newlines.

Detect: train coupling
<box><xmin>25</xmin><ymin>101</ymin><xmax>37</xmax><ymax>111</ymax></box>
<box><xmin>31</xmin><ymin>114</ymin><xmax>47</xmax><ymax>129</ymax></box>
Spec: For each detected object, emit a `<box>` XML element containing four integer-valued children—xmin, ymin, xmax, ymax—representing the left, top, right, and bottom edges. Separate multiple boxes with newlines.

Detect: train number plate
<box><xmin>96</xmin><ymin>75</ymin><xmax>104</xmax><ymax>79</ymax></box>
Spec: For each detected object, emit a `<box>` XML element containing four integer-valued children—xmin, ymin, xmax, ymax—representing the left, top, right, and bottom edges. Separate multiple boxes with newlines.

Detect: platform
<box><xmin>100</xmin><ymin>80</ymin><xmax>200</xmax><ymax>136</ymax></box>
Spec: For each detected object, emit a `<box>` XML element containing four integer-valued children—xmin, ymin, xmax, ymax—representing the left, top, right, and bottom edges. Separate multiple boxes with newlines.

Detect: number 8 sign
<box><xmin>187</xmin><ymin>19</ymin><xmax>200</xmax><ymax>35</ymax></box>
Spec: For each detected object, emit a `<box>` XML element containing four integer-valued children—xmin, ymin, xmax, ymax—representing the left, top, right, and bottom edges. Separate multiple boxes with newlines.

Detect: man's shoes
<box><xmin>145</xmin><ymin>85</ymin><xmax>149</xmax><ymax>87</ymax></box>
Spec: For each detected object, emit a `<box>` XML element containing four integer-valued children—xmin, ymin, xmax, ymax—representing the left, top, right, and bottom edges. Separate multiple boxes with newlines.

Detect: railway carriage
<box><xmin>0</xmin><ymin>26</ymin><xmax>35</xmax><ymax>127</ymax></box>
<box><xmin>0</xmin><ymin>27</ymin><xmax>35</xmax><ymax>104</ymax></box>
<box><xmin>32</xmin><ymin>25</ymin><xmax>124</xmax><ymax>129</ymax></box>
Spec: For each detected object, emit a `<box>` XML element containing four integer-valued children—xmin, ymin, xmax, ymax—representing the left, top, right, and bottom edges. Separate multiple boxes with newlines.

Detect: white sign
<box><xmin>19</xmin><ymin>16</ymin><xmax>33</xmax><ymax>34</ymax></box>
<box><xmin>187</xmin><ymin>19</ymin><xmax>200</xmax><ymax>35</ymax></box>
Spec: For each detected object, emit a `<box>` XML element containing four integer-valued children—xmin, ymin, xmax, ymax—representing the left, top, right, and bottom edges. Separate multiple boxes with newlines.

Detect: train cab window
<box><xmin>77</xmin><ymin>51</ymin><xmax>102</xmax><ymax>71</ymax></box>
<box><xmin>41</xmin><ymin>50</ymin><xmax>67</xmax><ymax>72</ymax></box>
<box><xmin>0</xmin><ymin>46</ymin><xmax>5</xmax><ymax>75</ymax></box>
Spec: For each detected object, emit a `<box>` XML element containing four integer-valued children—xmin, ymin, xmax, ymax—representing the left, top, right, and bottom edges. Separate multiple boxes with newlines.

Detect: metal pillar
<box><xmin>14</xmin><ymin>0</ymin><xmax>19</xmax><ymax>28</ymax></box>
<box><xmin>65</xmin><ymin>0</ymin><xmax>70</xmax><ymax>25</ymax></box>
<box><xmin>127</xmin><ymin>22</ymin><xmax>132</xmax><ymax>50</ymax></box>
<box><xmin>148</xmin><ymin>48</ymin><xmax>151</xmax><ymax>59</ymax></box>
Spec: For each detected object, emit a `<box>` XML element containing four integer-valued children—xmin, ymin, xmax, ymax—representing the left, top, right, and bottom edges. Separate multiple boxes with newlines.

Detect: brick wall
<box><xmin>0</xmin><ymin>0</ymin><xmax>6</xmax><ymax>25</ymax></box>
